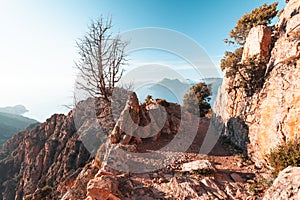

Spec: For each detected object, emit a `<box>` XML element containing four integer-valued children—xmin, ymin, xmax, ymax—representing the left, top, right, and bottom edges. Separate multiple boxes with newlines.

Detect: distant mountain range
<box><xmin>0</xmin><ymin>106</ymin><xmax>38</xmax><ymax>148</ymax></box>
<box><xmin>135</xmin><ymin>78</ymin><xmax>223</xmax><ymax>106</ymax></box>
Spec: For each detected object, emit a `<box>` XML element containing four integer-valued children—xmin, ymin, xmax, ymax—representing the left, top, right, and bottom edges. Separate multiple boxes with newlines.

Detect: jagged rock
<box><xmin>0</xmin><ymin>96</ymin><xmax>119</xmax><ymax>200</ymax></box>
<box><xmin>109</xmin><ymin>93</ymin><xmax>181</xmax><ymax>145</ymax></box>
<box><xmin>242</xmin><ymin>25</ymin><xmax>272</xmax><ymax>62</ymax></box>
<box><xmin>230</xmin><ymin>173</ymin><xmax>244</xmax><ymax>183</ymax></box>
<box><xmin>181</xmin><ymin>160</ymin><xmax>215</xmax><ymax>173</ymax></box>
<box><xmin>263</xmin><ymin>166</ymin><xmax>300</xmax><ymax>200</ymax></box>
<box><xmin>277</xmin><ymin>0</ymin><xmax>300</xmax><ymax>35</ymax></box>
<box><xmin>86</xmin><ymin>175</ymin><xmax>120</xmax><ymax>200</ymax></box>
<box><xmin>59</xmin><ymin>162</ymin><xmax>98</xmax><ymax>200</ymax></box>
<box><xmin>0</xmin><ymin>113</ymin><xmax>92</xmax><ymax>200</ymax></box>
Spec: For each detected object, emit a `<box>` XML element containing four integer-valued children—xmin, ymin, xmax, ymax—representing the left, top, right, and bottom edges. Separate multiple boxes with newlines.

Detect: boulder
<box><xmin>242</xmin><ymin>25</ymin><xmax>272</xmax><ymax>62</ymax></box>
<box><xmin>263</xmin><ymin>166</ymin><xmax>300</xmax><ymax>200</ymax></box>
<box><xmin>109</xmin><ymin>93</ymin><xmax>182</xmax><ymax>145</ymax></box>
<box><xmin>86</xmin><ymin>175</ymin><xmax>119</xmax><ymax>200</ymax></box>
<box><xmin>181</xmin><ymin>160</ymin><xmax>215</xmax><ymax>173</ymax></box>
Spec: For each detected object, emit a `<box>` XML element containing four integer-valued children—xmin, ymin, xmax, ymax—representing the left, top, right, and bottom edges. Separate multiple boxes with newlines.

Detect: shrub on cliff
<box><xmin>268</xmin><ymin>139</ymin><xmax>300</xmax><ymax>177</ymax></box>
<box><xmin>226</xmin><ymin>2</ymin><xmax>278</xmax><ymax>45</ymax></box>
<box><xmin>221</xmin><ymin>2</ymin><xmax>277</xmax><ymax>97</ymax></box>
<box><xmin>183</xmin><ymin>82</ymin><xmax>211</xmax><ymax>117</ymax></box>
<box><xmin>222</xmin><ymin>54</ymin><xmax>268</xmax><ymax>96</ymax></box>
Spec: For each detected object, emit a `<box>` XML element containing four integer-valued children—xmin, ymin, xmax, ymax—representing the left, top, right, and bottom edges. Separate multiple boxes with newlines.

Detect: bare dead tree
<box><xmin>75</xmin><ymin>16</ymin><xmax>128</xmax><ymax>102</ymax></box>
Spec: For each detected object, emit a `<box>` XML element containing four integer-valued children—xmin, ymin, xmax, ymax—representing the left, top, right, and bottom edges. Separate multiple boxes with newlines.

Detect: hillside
<box><xmin>0</xmin><ymin>111</ymin><xmax>38</xmax><ymax>147</ymax></box>
<box><xmin>136</xmin><ymin>78</ymin><xmax>222</xmax><ymax>106</ymax></box>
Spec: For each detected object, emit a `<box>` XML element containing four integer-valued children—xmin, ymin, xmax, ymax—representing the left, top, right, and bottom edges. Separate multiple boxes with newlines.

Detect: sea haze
<box><xmin>134</xmin><ymin>78</ymin><xmax>223</xmax><ymax>106</ymax></box>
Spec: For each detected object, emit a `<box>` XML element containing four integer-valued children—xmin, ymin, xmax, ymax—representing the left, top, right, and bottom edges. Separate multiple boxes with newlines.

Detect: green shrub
<box><xmin>227</xmin><ymin>2</ymin><xmax>278</xmax><ymax>45</ymax></box>
<box><xmin>192</xmin><ymin>168</ymin><xmax>214</xmax><ymax>176</ymax></box>
<box><xmin>183</xmin><ymin>82</ymin><xmax>211</xmax><ymax>117</ymax></box>
<box><xmin>268</xmin><ymin>139</ymin><xmax>300</xmax><ymax>177</ymax></box>
<box><xmin>145</xmin><ymin>95</ymin><xmax>153</xmax><ymax>105</ymax></box>
<box><xmin>249</xmin><ymin>178</ymin><xmax>272</xmax><ymax>195</ymax></box>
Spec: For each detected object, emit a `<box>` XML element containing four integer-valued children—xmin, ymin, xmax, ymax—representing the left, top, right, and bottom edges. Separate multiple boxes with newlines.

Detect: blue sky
<box><xmin>0</xmin><ymin>0</ymin><xmax>285</xmax><ymax>121</ymax></box>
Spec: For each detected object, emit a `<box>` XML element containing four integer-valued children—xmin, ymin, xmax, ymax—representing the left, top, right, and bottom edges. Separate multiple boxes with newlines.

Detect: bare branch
<box><xmin>75</xmin><ymin>16</ymin><xmax>128</xmax><ymax>102</ymax></box>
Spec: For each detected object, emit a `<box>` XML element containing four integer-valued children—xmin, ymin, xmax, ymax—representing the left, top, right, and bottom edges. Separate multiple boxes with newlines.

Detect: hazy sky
<box><xmin>0</xmin><ymin>0</ymin><xmax>285</xmax><ymax>121</ymax></box>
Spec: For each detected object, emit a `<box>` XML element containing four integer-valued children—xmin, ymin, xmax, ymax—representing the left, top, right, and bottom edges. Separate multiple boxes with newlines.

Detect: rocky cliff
<box><xmin>62</xmin><ymin>94</ymin><xmax>265</xmax><ymax>200</ymax></box>
<box><xmin>0</xmin><ymin>112</ymin><xmax>91</xmax><ymax>200</ymax></box>
<box><xmin>213</xmin><ymin>0</ymin><xmax>300</xmax><ymax>163</ymax></box>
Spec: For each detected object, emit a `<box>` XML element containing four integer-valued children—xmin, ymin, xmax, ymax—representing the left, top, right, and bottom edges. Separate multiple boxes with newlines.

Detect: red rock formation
<box><xmin>0</xmin><ymin>112</ymin><xmax>91</xmax><ymax>200</ymax></box>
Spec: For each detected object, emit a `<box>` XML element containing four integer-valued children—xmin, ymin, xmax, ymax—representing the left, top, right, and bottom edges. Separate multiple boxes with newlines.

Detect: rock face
<box><xmin>0</xmin><ymin>112</ymin><xmax>91</xmax><ymax>200</ymax></box>
<box><xmin>263</xmin><ymin>166</ymin><xmax>300</xmax><ymax>200</ymax></box>
<box><xmin>213</xmin><ymin>0</ymin><xmax>300</xmax><ymax>162</ymax></box>
<box><xmin>242</xmin><ymin>25</ymin><xmax>272</xmax><ymax>62</ymax></box>
<box><xmin>109</xmin><ymin>93</ymin><xmax>182</xmax><ymax>145</ymax></box>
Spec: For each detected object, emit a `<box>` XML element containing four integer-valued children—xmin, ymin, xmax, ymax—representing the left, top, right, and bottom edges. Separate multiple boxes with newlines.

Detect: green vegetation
<box><xmin>156</xmin><ymin>99</ymin><xmax>170</xmax><ymax>107</ymax></box>
<box><xmin>268</xmin><ymin>139</ymin><xmax>300</xmax><ymax>177</ymax></box>
<box><xmin>0</xmin><ymin>112</ymin><xmax>38</xmax><ymax>148</ymax></box>
<box><xmin>183</xmin><ymin>82</ymin><xmax>211</xmax><ymax>117</ymax></box>
<box><xmin>145</xmin><ymin>95</ymin><xmax>153</xmax><ymax>105</ymax></box>
<box><xmin>226</xmin><ymin>2</ymin><xmax>278</xmax><ymax>46</ymax></box>
<box><xmin>223</xmin><ymin>54</ymin><xmax>268</xmax><ymax>96</ymax></box>
<box><xmin>191</xmin><ymin>168</ymin><xmax>214</xmax><ymax>176</ymax></box>
<box><xmin>221</xmin><ymin>2</ymin><xmax>278</xmax><ymax>97</ymax></box>
<box><xmin>249</xmin><ymin>178</ymin><xmax>272</xmax><ymax>195</ymax></box>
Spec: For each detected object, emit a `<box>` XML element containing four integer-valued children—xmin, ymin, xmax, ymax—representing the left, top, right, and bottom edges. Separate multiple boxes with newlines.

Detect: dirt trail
<box><xmin>119</xmin><ymin>117</ymin><xmax>270</xmax><ymax>199</ymax></box>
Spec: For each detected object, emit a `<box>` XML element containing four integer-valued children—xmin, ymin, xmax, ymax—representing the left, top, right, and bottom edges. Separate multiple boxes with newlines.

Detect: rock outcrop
<box><xmin>0</xmin><ymin>112</ymin><xmax>91</xmax><ymax>200</ymax></box>
<box><xmin>242</xmin><ymin>25</ymin><xmax>272</xmax><ymax>62</ymax></box>
<box><xmin>263</xmin><ymin>166</ymin><xmax>300</xmax><ymax>200</ymax></box>
<box><xmin>213</xmin><ymin>0</ymin><xmax>300</xmax><ymax>162</ymax></box>
<box><xmin>109</xmin><ymin>93</ymin><xmax>182</xmax><ymax>145</ymax></box>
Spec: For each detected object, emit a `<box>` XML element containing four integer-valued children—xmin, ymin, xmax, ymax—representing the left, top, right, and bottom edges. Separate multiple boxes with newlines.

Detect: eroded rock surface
<box><xmin>242</xmin><ymin>25</ymin><xmax>272</xmax><ymax>62</ymax></box>
<box><xmin>0</xmin><ymin>113</ymin><xmax>91</xmax><ymax>200</ymax></box>
<box><xmin>213</xmin><ymin>0</ymin><xmax>300</xmax><ymax>162</ymax></box>
<box><xmin>263</xmin><ymin>166</ymin><xmax>300</xmax><ymax>200</ymax></box>
<box><xmin>109</xmin><ymin>93</ymin><xmax>182</xmax><ymax>145</ymax></box>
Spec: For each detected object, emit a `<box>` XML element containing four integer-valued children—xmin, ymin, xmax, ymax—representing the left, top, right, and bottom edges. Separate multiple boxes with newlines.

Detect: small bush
<box><xmin>268</xmin><ymin>139</ymin><xmax>300</xmax><ymax>177</ymax></box>
<box><xmin>249</xmin><ymin>178</ymin><xmax>272</xmax><ymax>195</ymax></box>
<box><xmin>183</xmin><ymin>82</ymin><xmax>211</xmax><ymax>117</ymax></box>
<box><xmin>192</xmin><ymin>168</ymin><xmax>214</xmax><ymax>176</ymax></box>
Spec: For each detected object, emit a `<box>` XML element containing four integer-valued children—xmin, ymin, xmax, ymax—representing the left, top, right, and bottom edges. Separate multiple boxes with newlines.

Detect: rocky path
<box><xmin>98</xmin><ymin>118</ymin><xmax>270</xmax><ymax>200</ymax></box>
<box><xmin>58</xmin><ymin>116</ymin><xmax>272</xmax><ymax>200</ymax></box>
